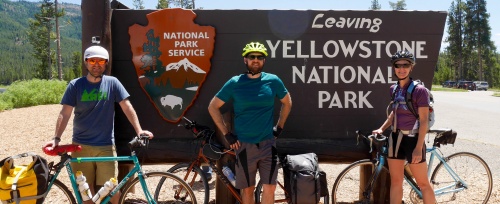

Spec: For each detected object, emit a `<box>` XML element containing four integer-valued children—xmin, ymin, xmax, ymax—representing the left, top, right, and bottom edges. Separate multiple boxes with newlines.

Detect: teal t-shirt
<box><xmin>216</xmin><ymin>72</ymin><xmax>288</xmax><ymax>143</ymax></box>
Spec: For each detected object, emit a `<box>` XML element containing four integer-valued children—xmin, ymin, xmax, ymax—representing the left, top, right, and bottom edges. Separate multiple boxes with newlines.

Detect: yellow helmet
<box><xmin>242</xmin><ymin>42</ymin><xmax>268</xmax><ymax>57</ymax></box>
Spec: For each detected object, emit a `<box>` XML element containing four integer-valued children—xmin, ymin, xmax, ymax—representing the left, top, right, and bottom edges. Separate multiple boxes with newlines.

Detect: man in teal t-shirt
<box><xmin>208</xmin><ymin>42</ymin><xmax>292</xmax><ymax>204</ymax></box>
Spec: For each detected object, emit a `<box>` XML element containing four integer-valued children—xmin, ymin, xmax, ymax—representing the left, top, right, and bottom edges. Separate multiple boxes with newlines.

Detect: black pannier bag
<box><xmin>283</xmin><ymin>152</ymin><xmax>327</xmax><ymax>204</ymax></box>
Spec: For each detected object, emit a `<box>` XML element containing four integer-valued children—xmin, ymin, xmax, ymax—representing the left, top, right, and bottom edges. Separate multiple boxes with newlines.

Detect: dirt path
<box><xmin>1</xmin><ymin>103</ymin><xmax>498</xmax><ymax>203</ymax></box>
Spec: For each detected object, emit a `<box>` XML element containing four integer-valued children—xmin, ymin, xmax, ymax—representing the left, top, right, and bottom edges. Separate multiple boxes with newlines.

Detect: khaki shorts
<box><xmin>70</xmin><ymin>143</ymin><xmax>118</xmax><ymax>185</ymax></box>
<box><xmin>234</xmin><ymin>138</ymin><xmax>278</xmax><ymax>189</ymax></box>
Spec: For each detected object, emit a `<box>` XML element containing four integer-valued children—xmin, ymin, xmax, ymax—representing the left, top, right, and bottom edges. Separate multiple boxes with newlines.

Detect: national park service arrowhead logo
<box><xmin>129</xmin><ymin>8</ymin><xmax>215</xmax><ymax>123</ymax></box>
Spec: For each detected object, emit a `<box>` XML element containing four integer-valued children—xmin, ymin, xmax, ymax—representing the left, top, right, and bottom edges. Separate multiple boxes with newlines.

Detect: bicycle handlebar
<box><xmin>128</xmin><ymin>134</ymin><xmax>151</xmax><ymax>148</ymax></box>
<box><xmin>356</xmin><ymin>130</ymin><xmax>388</xmax><ymax>153</ymax></box>
<box><xmin>182</xmin><ymin>117</ymin><xmax>213</xmax><ymax>138</ymax></box>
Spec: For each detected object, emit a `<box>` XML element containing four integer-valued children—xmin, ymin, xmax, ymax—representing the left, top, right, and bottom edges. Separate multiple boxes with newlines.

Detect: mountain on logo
<box><xmin>166</xmin><ymin>58</ymin><xmax>206</xmax><ymax>74</ymax></box>
<box><xmin>159</xmin><ymin>58</ymin><xmax>206</xmax><ymax>89</ymax></box>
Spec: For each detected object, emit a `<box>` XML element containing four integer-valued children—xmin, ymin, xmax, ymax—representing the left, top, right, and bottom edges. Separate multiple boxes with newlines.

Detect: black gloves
<box><xmin>273</xmin><ymin>126</ymin><xmax>283</xmax><ymax>137</ymax></box>
<box><xmin>225</xmin><ymin>132</ymin><xmax>238</xmax><ymax>146</ymax></box>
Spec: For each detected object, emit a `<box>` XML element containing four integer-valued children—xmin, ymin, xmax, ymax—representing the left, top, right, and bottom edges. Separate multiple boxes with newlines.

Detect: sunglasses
<box><xmin>394</xmin><ymin>63</ymin><xmax>411</xmax><ymax>68</ymax></box>
<box><xmin>247</xmin><ymin>55</ymin><xmax>265</xmax><ymax>60</ymax></box>
<box><xmin>87</xmin><ymin>59</ymin><xmax>107</xmax><ymax>65</ymax></box>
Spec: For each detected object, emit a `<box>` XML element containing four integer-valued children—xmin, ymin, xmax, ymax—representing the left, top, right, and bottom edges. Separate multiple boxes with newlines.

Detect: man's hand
<box><xmin>225</xmin><ymin>132</ymin><xmax>240</xmax><ymax>150</ymax></box>
<box><xmin>43</xmin><ymin>137</ymin><xmax>60</xmax><ymax>151</ymax></box>
<box><xmin>273</xmin><ymin>125</ymin><xmax>283</xmax><ymax>137</ymax></box>
<box><xmin>139</xmin><ymin>130</ymin><xmax>154</xmax><ymax>139</ymax></box>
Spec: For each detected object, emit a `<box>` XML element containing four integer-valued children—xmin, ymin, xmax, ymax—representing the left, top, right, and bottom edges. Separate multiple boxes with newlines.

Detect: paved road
<box><xmin>433</xmin><ymin>90</ymin><xmax>500</xmax><ymax>146</ymax></box>
<box><xmin>431</xmin><ymin>90</ymin><xmax>500</xmax><ymax>180</ymax></box>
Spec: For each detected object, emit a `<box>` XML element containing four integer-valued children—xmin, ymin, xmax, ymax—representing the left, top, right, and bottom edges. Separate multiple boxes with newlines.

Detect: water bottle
<box><xmin>75</xmin><ymin>171</ymin><xmax>92</xmax><ymax>201</ymax></box>
<box><xmin>222</xmin><ymin>166</ymin><xmax>236</xmax><ymax>186</ymax></box>
<box><xmin>92</xmin><ymin>178</ymin><xmax>117</xmax><ymax>204</ymax></box>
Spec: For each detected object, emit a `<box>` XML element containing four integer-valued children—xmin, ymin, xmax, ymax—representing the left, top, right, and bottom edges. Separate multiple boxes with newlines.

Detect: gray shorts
<box><xmin>234</xmin><ymin>138</ymin><xmax>278</xmax><ymax>189</ymax></box>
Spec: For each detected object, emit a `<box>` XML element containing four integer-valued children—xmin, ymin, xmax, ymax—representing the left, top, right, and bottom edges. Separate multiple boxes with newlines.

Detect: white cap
<box><xmin>84</xmin><ymin>45</ymin><xmax>109</xmax><ymax>60</ymax></box>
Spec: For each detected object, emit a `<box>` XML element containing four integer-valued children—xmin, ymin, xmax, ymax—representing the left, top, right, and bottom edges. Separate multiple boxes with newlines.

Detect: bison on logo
<box><xmin>129</xmin><ymin>8</ymin><xmax>215</xmax><ymax>122</ymax></box>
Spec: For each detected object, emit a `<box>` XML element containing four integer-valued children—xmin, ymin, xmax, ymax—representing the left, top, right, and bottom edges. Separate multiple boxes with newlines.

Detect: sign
<box><xmin>129</xmin><ymin>9</ymin><xmax>215</xmax><ymax>122</ymax></box>
<box><xmin>111</xmin><ymin>9</ymin><xmax>446</xmax><ymax>161</ymax></box>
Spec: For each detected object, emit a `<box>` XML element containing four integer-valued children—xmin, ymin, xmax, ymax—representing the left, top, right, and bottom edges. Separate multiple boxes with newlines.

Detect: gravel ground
<box><xmin>0</xmin><ymin>98</ymin><xmax>498</xmax><ymax>203</ymax></box>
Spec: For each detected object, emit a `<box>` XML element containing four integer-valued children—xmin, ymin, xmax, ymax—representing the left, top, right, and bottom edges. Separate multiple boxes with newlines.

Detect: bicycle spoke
<box><xmin>164</xmin><ymin>162</ymin><xmax>210</xmax><ymax>204</ymax></box>
<box><xmin>332</xmin><ymin>160</ymin><xmax>390</xmax><ymax>204</ymax></box>
<box><xmin>121</xmin><ymin>172</ymin><xmax>197</xmax><ymax>204</ymax></box>
<box><xmin>44</xmin><ymin>179</ymin><xmax>76</xmax><ymax>204</ymax></box>
<box><xmin>431</xmin><ymin>152</ymin><xmax>492</xmax><ymax>204</ymax></box>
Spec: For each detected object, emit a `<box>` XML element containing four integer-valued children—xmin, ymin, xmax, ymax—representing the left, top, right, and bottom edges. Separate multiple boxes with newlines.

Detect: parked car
<box><xmin>457</xmin><ymin>80</ymin><xmax>475</xmax><ymax>90</ymax></box>
<box><xmin>442</xmin><ymin>80</ymin><xmax>456</xmax><ymax>88</ymax></box>
<box><xmin>474</xmin><ymin>81</ymin><xmax>489</xmax><ymax>91</ymax></box>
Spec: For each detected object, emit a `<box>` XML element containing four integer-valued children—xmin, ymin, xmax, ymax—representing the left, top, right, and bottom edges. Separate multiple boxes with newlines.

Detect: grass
<box><xmin>0</xmin><ymin>79</ymin><xmax>67</xmax><ymax>111</ymax></box>
<box><xmin>433</xmin><ymin>85</ymin><xmax>500</xmax><ymax>97</ymax></box>
<box><xmin>431</xmin><ymin>85</ymin><xmax>469</xmax><ymax>92</ymax></box>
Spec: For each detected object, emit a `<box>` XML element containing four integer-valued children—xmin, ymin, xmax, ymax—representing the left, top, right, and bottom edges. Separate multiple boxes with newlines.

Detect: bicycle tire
<box><xmin>44</xmin><ymin>179</ymin><xmax>77</xmax><ymax>204</ymax></box>
<box><xmin>120</xmin><ymin>171</ymin><xmax>197</xmax><ymax>204</ymax></box>
<box><xmin>332</xmin><ymin>159</ymin><xmax>390</xmax><ymax>204</ymax></box>
<box><xmin>255</xmin><ymin>165</ymin><xmax>329</xmax><ymax>204</ymax></box>
<box><xmin>160</xmin><ymin>162</ymin><xmax>210</xmax><ymax>204</ymax></box>
<box><xmin>430</xmin><ymin>152</ymin><xmax>492</xmax><ymax>204</ymax></box>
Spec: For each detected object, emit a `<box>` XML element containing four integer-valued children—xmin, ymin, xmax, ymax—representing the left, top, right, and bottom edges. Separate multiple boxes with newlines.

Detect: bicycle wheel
<box><xmin>430</xmin><ymin>152</ymin><xmax>492</xmax><ymax>204</ymax></box>
<box><xmin>44</xmin><ymin>179</ymin><xmax>77</xmax><ymax>204</ymax></box>
<box><xmin>160</xmin><ymin>162</ymin><xmax>210</xmax><ymax>204</ymax></box>
<box><xmin>332</xmin><ymin>159</ymin><xmax>390</xmax><ymax>204</ymax></box>
<box><xmin>255</xmin><ymin>166</ymin><xmax>329</xmax><ymax>204</ymax></box>
<box><xmin>120</xmin><ymin>171</ymin><xmax>197</xmax><ymax>204</ymax></box>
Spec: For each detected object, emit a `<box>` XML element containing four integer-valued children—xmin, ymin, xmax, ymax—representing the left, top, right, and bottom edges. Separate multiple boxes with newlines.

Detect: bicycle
<box><xmin>155</xmin><ymin>117</ymin><xmax>239</xmax><ymax>204</ymax></box>
<box><xmin>42</xmin><ymin>135</ymin><xmax>197</xmax><ymax>204</ymax></box>
<box><xmin>331</xmin><ymin>129</ymin><xmax>493</xmax><ymax>204</ymax></box>
<box><xmin>162</xmin><ymin>117</ymin><xmax>329</xmax><ymax>204</ymax></box>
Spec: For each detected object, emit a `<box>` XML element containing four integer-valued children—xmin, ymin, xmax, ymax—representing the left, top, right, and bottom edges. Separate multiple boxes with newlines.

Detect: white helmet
<box><xmin>84</xmin><ymin>45</ymin><xmax>109</xmax><ymax>60</ymax></box>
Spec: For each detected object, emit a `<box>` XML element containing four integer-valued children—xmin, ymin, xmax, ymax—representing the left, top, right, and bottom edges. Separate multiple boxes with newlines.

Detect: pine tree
<box><xmin>369</xmin><ymin>0</ymin><xmax>381</xmax><ymax>10</ymax></box>
<box><xmin>445</xmin><ymin>0</ymin><xmax>466</xmax><ymax>80</ymax></box>
<box><xmin>389</xmin><ymin>0</ymin><xmax>406</xmax><ymax>10</ymax></box>
<box><xmin>157</xmin><ymin>0</ymin><xmax>169</xmax><ymax>9</ymax></box>
<box><xmin>27</xmin><ymin>0</ymin><xmax>56</xmax><ymax>79</ymax></box>
<box><xmin>463</xmin><ymin>0</ymin><xmax>495</xmax><ymax>81</ymax></box>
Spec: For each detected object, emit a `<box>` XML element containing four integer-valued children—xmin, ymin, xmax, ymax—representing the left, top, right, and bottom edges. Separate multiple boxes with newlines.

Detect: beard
<box><xmin>246</xmin><ymin>63</ymin><xmax>264</xmax><ymax>74</ymax></box>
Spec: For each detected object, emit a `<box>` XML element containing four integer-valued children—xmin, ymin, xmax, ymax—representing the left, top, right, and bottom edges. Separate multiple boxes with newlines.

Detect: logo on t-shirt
<box><xmin>129</xmin><ymin>9</ymin><xmax>215</xmax><ymax>123</ymax></box>
<box><xmin>81</xmin><ymin>89</ymin><xmax>107</xmax><ymax>102</ymax></box>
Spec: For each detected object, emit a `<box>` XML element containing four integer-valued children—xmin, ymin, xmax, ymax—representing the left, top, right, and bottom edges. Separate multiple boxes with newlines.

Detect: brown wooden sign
<box><xmin>108</xmin><ymin>9</ymin><xmax>446</xmax><ymax>163</ymax></box>
<box><xmin>128</xmin><ymin>9</ymin><xmax>215</xmax><ymax>122</ymax></box>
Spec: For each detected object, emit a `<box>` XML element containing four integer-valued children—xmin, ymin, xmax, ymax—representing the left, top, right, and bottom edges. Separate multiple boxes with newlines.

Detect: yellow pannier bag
<box><xmin>0</xmin><ymin>153</ymin><xmax>49</xmax><ymax>204</ymax></box>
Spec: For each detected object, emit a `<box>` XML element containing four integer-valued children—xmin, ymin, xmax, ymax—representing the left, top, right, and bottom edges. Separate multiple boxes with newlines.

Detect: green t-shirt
<box><xmin>216</xmin><ymin>72</ymin><xmax>288</xmax><ymax>143</ymax></box>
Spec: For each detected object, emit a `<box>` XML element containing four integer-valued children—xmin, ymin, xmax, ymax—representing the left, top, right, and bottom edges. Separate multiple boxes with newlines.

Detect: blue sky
<box><xmin>41</xmin><ymin>0</ymin><xmax>500</xmax><ymax>49</ymax></box>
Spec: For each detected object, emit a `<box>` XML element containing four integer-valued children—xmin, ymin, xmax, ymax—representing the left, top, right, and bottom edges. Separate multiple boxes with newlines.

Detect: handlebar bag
<box><xmin>0</xmin><ymin>152</ymin><xmax>49</xmax><ymax>204</ymax></box>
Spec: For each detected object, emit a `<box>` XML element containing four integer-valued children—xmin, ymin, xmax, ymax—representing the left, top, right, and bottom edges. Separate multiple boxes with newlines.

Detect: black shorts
<box><xmin>388</xmin><ymin>132</ymin><xmax>426</xmax><ymax>163</ymax></box>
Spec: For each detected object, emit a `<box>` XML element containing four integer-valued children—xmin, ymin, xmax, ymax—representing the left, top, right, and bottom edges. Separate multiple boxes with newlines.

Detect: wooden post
<box><xmin>215</xmin><ymin>112</ymin><xmax>237</xmax><ymax>204</ymax></box>
<box><xmin>81</xmin><ymin>0</ymin><xmax>112</xmax><ymax>76</ymax></box>
<box><xmin>360</xmin><ymin>165</ymin><xmax>390</xmax><ymax>203</ymax></box>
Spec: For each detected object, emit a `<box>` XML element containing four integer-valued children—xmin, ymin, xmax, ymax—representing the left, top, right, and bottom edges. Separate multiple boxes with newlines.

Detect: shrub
<box><xmin>0</xmin><ymin>79</ymin><xmax>67</xmax><ymax>111</ymax></box>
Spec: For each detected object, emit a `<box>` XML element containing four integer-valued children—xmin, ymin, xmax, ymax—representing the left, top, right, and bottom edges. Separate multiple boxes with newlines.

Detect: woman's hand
<box><xmin>411</xmin><ymin>148</ymin><xmax>423</xmax><ymax>164</ymax></box>
<box><xmin>372</xmin><ymin>128</ymin><xmax>383</xmax><ymax>135</ymax></box>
